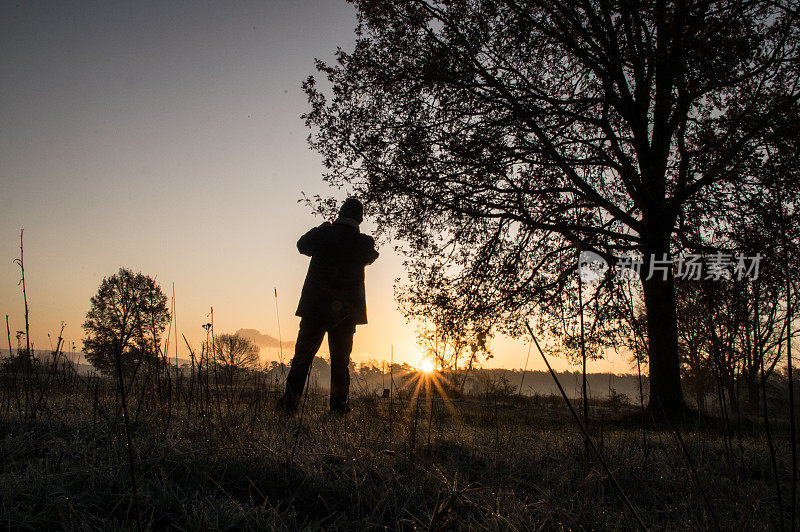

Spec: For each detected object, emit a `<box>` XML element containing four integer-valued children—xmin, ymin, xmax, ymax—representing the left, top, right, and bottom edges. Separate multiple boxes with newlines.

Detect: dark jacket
<box><xmin>295</xmin><ymin>220</ymin><xmax>379</xmax><ymax>325</ymax></box>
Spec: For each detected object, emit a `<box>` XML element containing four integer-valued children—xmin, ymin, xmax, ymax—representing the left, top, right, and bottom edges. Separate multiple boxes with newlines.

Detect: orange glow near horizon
<box><xmin>419</xmin><ymin>359</ymin><xmax>435</xmax><ymax>374</ymax></box>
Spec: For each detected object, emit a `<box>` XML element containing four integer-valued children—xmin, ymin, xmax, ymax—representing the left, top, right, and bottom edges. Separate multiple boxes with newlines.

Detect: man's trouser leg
<box><xmin>328</xmin><ymin>318</ymin><xmax>355</xmax><ymax>412</ymax></box>
<box><xmin>282</xmin><ymin>318</ymin><xmax>326</xmax><ymax>409</ymax></box>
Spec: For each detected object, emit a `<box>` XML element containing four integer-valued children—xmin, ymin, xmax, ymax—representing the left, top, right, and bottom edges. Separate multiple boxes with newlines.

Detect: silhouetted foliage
<box><xmin>82</xmin><ymin>268</ymin><xmax>170</xmax><ymax>375</ymax></box>
<box><xmin>303</xmin><ymin>0</ymin><xmax>800</xmax><ymax>413</ymax></box>
<box><xmin>676</xmin><ymin>217</ymin><xmax>800</xmax><ymax>414</ymax></box>
<box><xmin>213</xmin><ymin>333</ymin><xmax>260</xmax><ymax>382</ymax></box>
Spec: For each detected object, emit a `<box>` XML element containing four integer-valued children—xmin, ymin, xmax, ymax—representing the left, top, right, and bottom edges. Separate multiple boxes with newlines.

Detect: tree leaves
<box><xmin>82</xmin><ymin>268</ymin><xmax>170</xmax><ymax>375</ymax></box>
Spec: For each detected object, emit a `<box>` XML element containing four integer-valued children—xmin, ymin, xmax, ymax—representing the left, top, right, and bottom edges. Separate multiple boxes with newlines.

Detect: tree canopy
<box><xmin>304</xmin><ymin>0</ymin><xmax>800</xmax><ymax>412</ymax></box>
<box><xmin>82</xmin><ymin>268</ymin><xmax>170</xmax><ymax>375</ymax></box>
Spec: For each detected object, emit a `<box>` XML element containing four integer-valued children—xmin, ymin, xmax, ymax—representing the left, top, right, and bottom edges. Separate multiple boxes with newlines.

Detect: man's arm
<box><xmin>297</xmin><ymin>224</ymin><xmax>327</xmax><ymax>256</ymax></box>
<box><xmin>361</xmin><ymin>235</ymin><xmax>379</xmax><ymax>265</ymax></box>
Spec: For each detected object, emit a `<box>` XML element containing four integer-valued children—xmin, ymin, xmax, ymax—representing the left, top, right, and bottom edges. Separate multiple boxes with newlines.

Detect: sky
<box><xmin>0</xmin><ymin>0</ymin><xmax>634</xmax><ymax>374</ymax></box>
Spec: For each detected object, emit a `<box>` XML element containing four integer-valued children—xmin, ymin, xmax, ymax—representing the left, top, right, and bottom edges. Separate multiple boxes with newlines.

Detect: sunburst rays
<box><xmin>395</xmin><ymin>363</ymin><xmax>461</xmax><ymax>421</ymax></box>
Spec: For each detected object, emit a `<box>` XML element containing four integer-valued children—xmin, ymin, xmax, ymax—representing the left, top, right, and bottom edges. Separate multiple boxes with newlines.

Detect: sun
<box><xmin>419</xmin><ymin>359</ymin><xmax>435</xmax><ymax>374</ymax></box>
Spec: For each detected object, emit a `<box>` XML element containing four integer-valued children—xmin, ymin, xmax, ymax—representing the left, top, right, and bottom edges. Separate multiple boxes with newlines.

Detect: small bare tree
<box><xmin>213</xmin><ymin>333</ymin><xmax>260</xmax><ymax>383</ymax></box>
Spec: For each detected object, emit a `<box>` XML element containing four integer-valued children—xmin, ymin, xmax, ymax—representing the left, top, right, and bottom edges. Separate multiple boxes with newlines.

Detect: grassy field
<box><xmin>0</xmin><ymin>363</ymin><xmax>795</xmax><ymax>530</ymax></box>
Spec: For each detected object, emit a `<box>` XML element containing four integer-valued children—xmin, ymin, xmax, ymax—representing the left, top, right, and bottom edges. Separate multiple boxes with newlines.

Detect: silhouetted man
<box><xmin>277</xmin><ymin>198</ymin><xmax>379</xmax><ymax>414</ymax></box>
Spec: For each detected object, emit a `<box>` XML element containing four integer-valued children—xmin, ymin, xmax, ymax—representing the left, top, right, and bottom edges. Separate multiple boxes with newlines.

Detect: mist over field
<box><xmin>12</xmin><ymin>348</ymin><xmax>644</xmax><ymax>401</ymax></box>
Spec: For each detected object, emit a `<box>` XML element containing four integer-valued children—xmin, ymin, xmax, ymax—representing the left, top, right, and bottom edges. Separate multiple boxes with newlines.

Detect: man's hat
<box><xmin>339</xmin><ymin>198</ymin><xmax>364</xmax><ymax>223</ymax></box>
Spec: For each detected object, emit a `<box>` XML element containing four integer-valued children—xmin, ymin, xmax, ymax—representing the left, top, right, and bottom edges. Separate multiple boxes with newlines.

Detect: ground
<box><xmin>0</xmin><ymin>370</ymin><xmax>794</xmax><ymax>530</ymax></box>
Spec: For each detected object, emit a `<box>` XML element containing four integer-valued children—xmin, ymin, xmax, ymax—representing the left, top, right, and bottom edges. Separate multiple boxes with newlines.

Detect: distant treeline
<box><xmin>266</xmin><ymin>358</ymin><xmax>646</xmax><ymax>401</ymax></box>
<box><xmin>6</xmin><ymin>349</ymin><xmax>799</xmax><ymax>413</ymax></box>
<box><xmin>5</xmin><ymin>349</ymin><xmax>643</xmax><ymax>400</ymax></box>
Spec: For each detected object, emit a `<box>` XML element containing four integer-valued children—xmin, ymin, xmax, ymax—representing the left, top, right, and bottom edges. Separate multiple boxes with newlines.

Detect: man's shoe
<box><xmin>276</xmin><ymin>393</ymin><xmax>299</xmax><ymax>414</ymax></box>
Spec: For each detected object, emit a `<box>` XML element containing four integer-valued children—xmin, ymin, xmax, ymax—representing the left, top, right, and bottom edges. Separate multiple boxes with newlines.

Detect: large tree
<box><xmin>83</xmin><ymin>268</ymin><xmax>170</xmax><ymax>375</ymax></box>
<box><xmin>304</xmin><ymin>0</ymin><xmax>800</xmax><ymax>412</ymax></box>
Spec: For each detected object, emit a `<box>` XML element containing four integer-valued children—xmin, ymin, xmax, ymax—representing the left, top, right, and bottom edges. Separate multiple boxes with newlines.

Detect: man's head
<box><xmin>338</xmin><ymin>198</ymin><xmax>364</xmax><ymax>224</ymax></box>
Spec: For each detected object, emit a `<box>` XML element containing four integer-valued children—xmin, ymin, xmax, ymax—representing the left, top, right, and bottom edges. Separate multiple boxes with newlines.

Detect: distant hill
<box><xmin>235</xmin><ymin>329</ymin><xmax>295</xmax><ymax>350</ymax></box>
<box><xmin>2</xmin><ymin>349</ymin><xmax>96</xmax><ymax>376</ymax></box>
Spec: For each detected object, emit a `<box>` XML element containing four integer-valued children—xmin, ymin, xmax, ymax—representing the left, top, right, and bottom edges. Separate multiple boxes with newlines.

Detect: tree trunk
<box><xmin>696</xmin><ymin>387</ymin><xmax>705</xmax><ymax>415</ymax></box>
<box><xmin>747</xmin><ymin>374</ymin><xmax>761</xmax><ymax>411</ymax></box>
<box><xmin>641</xmin><ymin>269</ymin><xmax>686</xmax><ymax>413</ymax></box>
